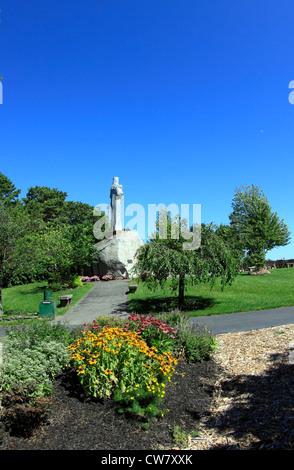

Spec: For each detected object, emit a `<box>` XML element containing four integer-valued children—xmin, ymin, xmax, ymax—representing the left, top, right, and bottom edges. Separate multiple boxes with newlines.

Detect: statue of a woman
<box><xmin>110</xmin><ymin>177</ymin><xmax>124</xmax><ymax>232</ymax></box>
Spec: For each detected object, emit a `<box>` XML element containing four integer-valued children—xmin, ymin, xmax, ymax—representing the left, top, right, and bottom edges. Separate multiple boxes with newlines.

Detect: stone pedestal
<box><xmin>94</xmin><ymin>230</ymin><xmax>144</xmax><ymax>280</ymax></box>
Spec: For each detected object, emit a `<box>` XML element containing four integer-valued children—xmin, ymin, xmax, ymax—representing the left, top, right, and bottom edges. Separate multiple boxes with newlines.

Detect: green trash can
<box><xmin>39</xmin><ymin>291</ymin><xmax>56</xmax><ymax>318</ymax></box>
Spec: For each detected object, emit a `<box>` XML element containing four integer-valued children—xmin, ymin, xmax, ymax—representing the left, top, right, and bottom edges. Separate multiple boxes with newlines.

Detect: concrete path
<box><xmin>193</xmin><ymin>306</ymin><xmax>294</xmax><ymax>335</ymax></box>
<box><xmin>51</xmin><ymin>280</ymin><xmax>130</xmax><ymax>330</ymax></box>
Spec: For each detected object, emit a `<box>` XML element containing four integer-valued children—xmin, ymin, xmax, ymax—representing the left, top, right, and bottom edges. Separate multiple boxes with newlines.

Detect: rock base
<box><xmin>93</xmin><ymin>230</ymin><xmax>144</xmax><ymax>280</ymax></box>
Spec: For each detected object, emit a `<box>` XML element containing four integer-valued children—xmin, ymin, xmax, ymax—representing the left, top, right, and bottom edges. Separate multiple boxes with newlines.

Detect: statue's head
<box><xmin>113</xmin><ymin>177</ymin><xmax>119</xmax><ymax>184</ymax></box>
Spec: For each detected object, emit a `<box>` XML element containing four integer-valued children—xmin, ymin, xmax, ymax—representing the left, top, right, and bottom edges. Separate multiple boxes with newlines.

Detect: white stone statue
<box><xmin>110</xmin><ymin>176</ymin><xmax>124</xmax><ymax>232</ymax></box>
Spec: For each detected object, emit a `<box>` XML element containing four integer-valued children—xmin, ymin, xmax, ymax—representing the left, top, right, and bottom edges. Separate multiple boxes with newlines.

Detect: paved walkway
<box><xmin>51</xmin><ymin>280</ymin><xmax>130</xmax><ymax>330</ymax></box>
<box><xmin>194</xmin><ymin>306</ymin><xmax>294</xmax><ymax>335</ymax></box>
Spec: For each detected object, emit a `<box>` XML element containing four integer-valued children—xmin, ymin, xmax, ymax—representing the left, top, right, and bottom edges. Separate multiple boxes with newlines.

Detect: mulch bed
<box><xmin>0</xmin><ymin>358</ymin><xmax>220</xmax><ymax>451</ymax></box>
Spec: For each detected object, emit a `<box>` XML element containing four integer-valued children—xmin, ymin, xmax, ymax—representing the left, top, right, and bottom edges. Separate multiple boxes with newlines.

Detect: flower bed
<box><xmin>80</xmin><ymin>275</ymin><xmax>101</xmax><ymax>282</ymax></box>
<box><xmin>0</xmin><ymin>311</ymin><xmax>217</xmax><ymax>435</ymax></box>
<box><xmin>68</xmin><ymin>312</ymin><xmax>217</xmax><ymax>427</ymax></box>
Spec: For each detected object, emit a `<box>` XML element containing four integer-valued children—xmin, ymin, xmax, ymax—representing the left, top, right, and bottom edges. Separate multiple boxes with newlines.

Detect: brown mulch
<box><xmin>188</xmin><ymin>324</ymin><xmax>294</xmax><ymax>450</ymax></box>
<box><xmin>0</xmin><ymin>357</ymin><xmax>219</xmax><ymax>451</ymax></box>
<box><xmin>1</xmin><ymin>324</ymin><xmax>294</xmax><ymax>451</ymax></box>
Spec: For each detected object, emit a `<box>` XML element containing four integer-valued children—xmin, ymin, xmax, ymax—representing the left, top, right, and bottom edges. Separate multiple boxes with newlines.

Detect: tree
<box><xmin>0</xmin><ymin>172</ymin><xmax>21</xmax><ymax>206</ymax></box>
<box><xmin>0</xmin><ymin>203</ymin><xmax>39</xmax><ymax>315</ymax></box>
<box><xmin>215</xmin><ymin>223</ymin><xmax>245</xmax><ymax>266</ymax></box>
<box><xmin>132</xmin><ymin>209</ymin><xmax>239</xmax><ymax>308</ymax></box>
<box><xmin>22</xmin><ymin>186</ymin><xmax>68</xmax><ymax>224</ymax></box>
<box><xmin>63</xmin><ymin>223</ymin><xmax>98</xmax><ymax>276</ymax></box>
<box><xmin>64</xmin><ymin>200</ymin><xmax>98</xmax><ymax>226</ymax></box>
<box><xmin>229</xmin><ymin>184</ymin><xmax>291</xmax><ymax>268</ymax></box>
<box><xmin>34</xmin><ymin>223</ymin><xmax>98</xmax><ymax>284</ymax></box>
<box><xmin>0</xmin><ymin>177</ymin><xmax>104</xmax><ymax>291</ymax></box>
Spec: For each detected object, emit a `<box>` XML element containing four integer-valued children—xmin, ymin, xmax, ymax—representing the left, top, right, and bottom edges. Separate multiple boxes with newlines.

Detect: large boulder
<box><xmin>94</xmin><ymin>230</ymin><xmax>144</xmax><ymax>280</ymax></box>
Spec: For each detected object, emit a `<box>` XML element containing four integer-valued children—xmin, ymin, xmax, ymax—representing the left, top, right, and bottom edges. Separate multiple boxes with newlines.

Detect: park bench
<box><xmin>58</xmin><ymin>294</ymin><xmax>73</xmax><ymax>307</ymax></box>
<box><xmin>128</xmin><ymin>285</ymin><xmax>137</xmax><ymax>293</ymax></box>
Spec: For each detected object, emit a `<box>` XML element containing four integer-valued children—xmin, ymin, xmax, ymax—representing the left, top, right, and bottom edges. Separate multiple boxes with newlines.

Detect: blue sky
<box><xmin>1</xmin><ymin>0</ymin><xmax>294</xmax><ymax>258</ymax></box>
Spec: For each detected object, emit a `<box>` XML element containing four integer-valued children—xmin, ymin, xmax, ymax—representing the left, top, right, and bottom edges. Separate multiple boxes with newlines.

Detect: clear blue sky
<box><xmin>1</xmin><ymin>0</ymin><xmax>294</xmax><ymax>259</ymax></box>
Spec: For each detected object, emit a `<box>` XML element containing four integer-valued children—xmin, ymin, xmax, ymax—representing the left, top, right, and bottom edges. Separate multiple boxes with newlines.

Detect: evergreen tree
<box><xmin>0</xmin><ymin>172</ymin><xmax>21</xmax><ymax>206</ymax></box>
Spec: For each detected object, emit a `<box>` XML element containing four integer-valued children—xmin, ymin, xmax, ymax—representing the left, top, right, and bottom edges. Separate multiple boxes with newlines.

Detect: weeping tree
<box><xmin>132</xmin><ymin>209</ymin><xmax>239</xmax><ymax>309</ymax></box>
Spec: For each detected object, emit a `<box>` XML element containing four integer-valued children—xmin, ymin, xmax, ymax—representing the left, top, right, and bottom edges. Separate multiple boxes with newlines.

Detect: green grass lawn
<box><xmin>128</xmin><ymin>268</ymin><xmax>294</xmax><ymax>317</ymax></box>
<box><xmin>2</xmin><ymin>281</ymin><xmax>94</xmax><ymax>319</ymax></box>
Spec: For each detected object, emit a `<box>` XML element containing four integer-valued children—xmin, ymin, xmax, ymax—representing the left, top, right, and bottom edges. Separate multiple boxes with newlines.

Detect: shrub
<box><xmin>1</xmin><ymin>390</ymin><xmax>51</xmax><ymax>438</ymax></box>
<box><xmin>76</xmin><ymin>311</ymin><xmax>216</xmax><ymax>362</ymax></box>
<box><xmin>3</xmin><ymin>320</ymin><xmax>74</xmax><ymax>347</ymax></box>
<box><xmin>47</xmin><ymin>274</ymin><xmax>84</xmax><ymax>291</ymax></box>
<box><xmin>124</xmin><ymin>314</ymin><xmax>178</xmax><ymax>354</ymax></box>
<box><xmin>47</xmin><ymin>281</ymin><xmax>64</xmax><ymax>292</ymax></box>
<box><xmin>0</xmin><ymin>321</ymin><xmax>72</xmax><ymax>437</ymax></box>
<box><xmin>168</xmin><ymin>311</ymin><xmax>218</xmax><ymax>362</ymax></box>
<box><xmin>0</xmin><ymin>322</ymin><xmax>72</xmax><ymax>398</ymax></box>
<box><xmin>72</xmin><ymin>275</ymin><xmax>83</xmax><ymax>288</ymax></box>
<box><xmin>68</xmin><ymin>326</ymin><xmax>177</xmax><ymax>422</ymax></box>
<box><xmin>80</xmin><ymin>275</ymin><xmax>100</xmax><ymax>282</ymax></box>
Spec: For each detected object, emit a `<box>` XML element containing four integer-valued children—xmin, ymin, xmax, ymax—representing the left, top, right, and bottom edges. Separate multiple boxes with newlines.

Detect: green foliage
<box><xmin>68</xmin><ymin>326</ymin><xmax>177</xmax><ymax>396</ymax></box>
<box><xmin>68</xmin><ymin>325</ymin><xmax>177</xmax><ymax>424</ymax></box>
<box><xmin>69</xmin><ymin>312</ymin><xmax>216</xmax><ymax>425</ymax></box>
<box><xmin>0</xmin><ymin>202</ymin><xmax>42</xmax><ymax>314</ymax></box>
<box><xmin>0</xmin><ymin>174</ymin><xmax>104</xmax><ymax>291</ymax></box>
<box><xmin>4</xmin><ymin>320</ymin><xmax>74</xmax><ymax>346</ymax></box>
<box><xmin>0</xmin><ymin>313</ymin><xmax>217</xmax><ymax>435</ymax></box>
<box><xmin>229</xmin><ymin>184</ymin><xmax>291</xmax><ymax>268</ymax></box>
<box><xmin>132</xmin><ymin>209</ymin><xmax>239</xmax><ymax>308</ymax></box>
<box><xmin>34</xmin><ymin>224</ymin><xmax>97</xmax><ymax>285</ymax></box>
<box><xmin>0</xmin><ymin>172</ymin><xmax>21</xmax><ymax>206</ymax></box>
<box><xmin>123</xmin><ymin>313</ymin><xmax>178</xmax><ymax>354</ymax></box>
<box><xmin>0</xmin><ymin>321</ymin><xmax>72</xmax><ymax>437</ymax></box>
<box><xmin>113</xmin><ymin>384</ymin><xmax>167</xmax><ymax>427</ymax></box>
<box><xmin>47</xmin><ymin>274</ymin><xmax>83</xmax><ymax>292</ymax></box>
<box><xmin>157</xmin><ymin>310</ymin><xmax>218</xmax><ymax>362</ymax></box>
<box><xmin>0</xmin><ymin>322</ymin><xmax>71</xmax><ymax>397</ymax></box>
<box><xmin>22</xmin><ymin>185</ymin><xmax>68</xmax><ymax>224</ymax></box>
<box><xmin>170</xmin><ymin>425</ymin><xmax>191</xmax><ymax>448</ymax></box>
<box><xmin>72</xmin><ymin>275</ymin><xmax>83</xmax><ymax>288</ymax></box>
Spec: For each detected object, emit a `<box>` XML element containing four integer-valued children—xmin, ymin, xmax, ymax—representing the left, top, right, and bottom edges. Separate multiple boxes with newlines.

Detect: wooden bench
<box><xmin>58</xmin><ymin>295</ymin><xmax>73</xmax><ymax>307</ymax></box>
<box><xmin>128</xmin><ymin>285</ymin><xmax>137</xmax><ymax>293</ymax></box>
